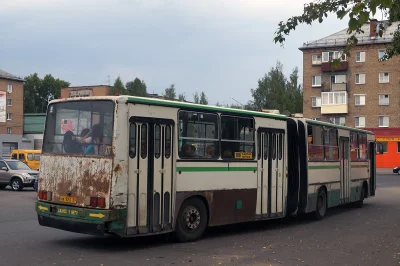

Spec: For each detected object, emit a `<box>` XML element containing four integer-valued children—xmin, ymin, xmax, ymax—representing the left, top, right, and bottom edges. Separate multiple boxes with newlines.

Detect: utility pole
<box><xmin>230</xmin><ymin>97</ymin><xmax>245</xmax><ymax>109</ymax></box>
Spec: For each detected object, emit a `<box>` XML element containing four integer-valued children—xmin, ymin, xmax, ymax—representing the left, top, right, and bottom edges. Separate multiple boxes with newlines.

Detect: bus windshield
<box><xmin>42</xmin><ymin>100</ymin><xmax>114</xmax><ymax>157</ymax></box>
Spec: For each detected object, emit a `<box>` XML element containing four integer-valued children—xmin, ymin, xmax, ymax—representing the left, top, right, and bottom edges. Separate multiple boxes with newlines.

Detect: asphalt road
<box><xmin>0</xmin><ymin>174</ymin><xmax>399</xmax><ymax>266</ymax></box>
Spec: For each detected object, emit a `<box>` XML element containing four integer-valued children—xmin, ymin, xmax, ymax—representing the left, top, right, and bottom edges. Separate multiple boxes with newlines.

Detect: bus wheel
<box><xmin>354</xmin><ymin>186</ymin><xmax>365</xmax><ymax>208</ymax></box>
<box><xmin>314</xmin><ymin>188</ymin><xmax>327</xmax><ymax>220</ymax></box>
<box><xmin>175</xmin><ymin>197</ymin><xmax>208</xmax><ymax>242</ymax></box>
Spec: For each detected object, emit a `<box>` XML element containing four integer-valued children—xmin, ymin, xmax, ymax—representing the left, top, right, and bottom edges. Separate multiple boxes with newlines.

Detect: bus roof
<box><xmin>49</xmin><ymin>96</ymin><xmax>374</xmax><ymax>135</ymax></box>
<box><xmin>50</xmin><ymin>95</ymin><xmax>287</xmax><ymax>120</ymax></box>
<box><xmin>305</xmin><ymin>119</ymin><xmax>375</xmax><ymax>135</ymax></box>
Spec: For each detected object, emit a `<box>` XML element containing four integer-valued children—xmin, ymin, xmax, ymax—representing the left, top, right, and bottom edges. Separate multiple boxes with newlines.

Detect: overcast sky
<box><xmin>0</xmin><ymin>0</ymin><xmax>349</xmax><ymax>105</ymax></box>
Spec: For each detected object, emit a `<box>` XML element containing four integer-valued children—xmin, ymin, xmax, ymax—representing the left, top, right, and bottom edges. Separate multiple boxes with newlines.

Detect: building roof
<box><xmin>0</xmin><ymin>69</ymin><xmax>24</xmax><ymax>82</ymax></box>
<box><xmin>62</xmin><ymin>85</ymin><xmax>111</xmax><ymax>89</ymax></box>
<box><xmin>23</xmin><ymin>113</ymin><xmax>46</xmax><ymax>134</ymax></box>
<box><xmin>299</xmin><ymin>20</ymin><xmax>400</xmax><ymax>50</ymax></box>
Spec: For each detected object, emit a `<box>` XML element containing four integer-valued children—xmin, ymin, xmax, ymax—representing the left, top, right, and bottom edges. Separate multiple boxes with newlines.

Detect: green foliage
<box><xmin>193</xmin><ymin>92</ymin><xmax>200</xmax><ymax>104</ymax></box>
<box><xmin>274</xmin><ymin>0</ymin><xmax>400</xmax><ymax>60</ymax></box>
<box><xmin>178</xmin><ymin>93</ymin><xmax>186</xmax><ymax>101</ymax></box>
<box><xmin>199</xmin><ymin>92</ymin><xmax>208</xmax><ymax>105</ymax></box>
<box><xmin>23</xmin><ymin>73</ymin><xmax>70</xmax><ymax>113</ymax></box>
<box><xmin>163</xmin><ymin>84</ymin><xmax>177</xmax><ymax>100</ymax></box>
<box><xmin>250</xmin><ymin>61</ymin><xmax>303</xmax><ymax>114</ymax></box>
<box><xmin>109</xmin><ymin>76</ymin><xmax>126</xmax><ymax>95</ymax></box>
<box><xmin>126</xmin><ymin>78</ymin><xmax>147</xmax><ymax>97</ymax></box>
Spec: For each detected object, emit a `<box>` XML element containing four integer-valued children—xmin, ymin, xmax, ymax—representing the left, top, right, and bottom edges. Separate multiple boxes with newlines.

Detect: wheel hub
<box><xmin>184</xmin><ymin>206</ymin><xmax>200</xmax><ymax>230</ymax></box>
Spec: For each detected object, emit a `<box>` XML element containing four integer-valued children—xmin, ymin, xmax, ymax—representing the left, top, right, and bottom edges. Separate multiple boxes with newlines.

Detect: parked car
<box><xmin>393</xmin><ymin>166</ymin><xmax>400</xmax><ymax>174</ymax></box>
<box><xmin>0</xmin><ymin>159</ymin><xmax>39</xmax><ymax>191</ymax></box>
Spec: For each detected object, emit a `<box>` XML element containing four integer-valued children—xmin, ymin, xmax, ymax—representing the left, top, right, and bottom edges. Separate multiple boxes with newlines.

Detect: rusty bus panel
<box><xmin>39</xmin><ymin>155</ymin><xmax>113</xmax><ymax>208</ymax></box>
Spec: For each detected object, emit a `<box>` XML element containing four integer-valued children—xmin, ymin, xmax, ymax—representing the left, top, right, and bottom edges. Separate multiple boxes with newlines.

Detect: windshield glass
<box><xmin>42</xmin><ymin>100</ymin><xmax>114</xmax><ymax>157</ymax></box>
<box><xmin>6</xmin><ymin>161</ymin><xmax>31</xmax><ymax>170</ymax></box>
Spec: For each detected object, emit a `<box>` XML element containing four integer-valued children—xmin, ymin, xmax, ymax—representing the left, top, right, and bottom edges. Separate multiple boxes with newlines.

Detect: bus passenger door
<box><xmin>340</xmin><ymin>137</ymin><xmax>350</xmax><ymax>203</ymax></box>
<box><xmin>127</xmin><ymin>118</ymin><xmax>174</xmax><ymax>235</ymax></box>
<box><xmin>257</xmin><ymin>128</ymin><xmax>285</xmax><ymax>218</ymax></box>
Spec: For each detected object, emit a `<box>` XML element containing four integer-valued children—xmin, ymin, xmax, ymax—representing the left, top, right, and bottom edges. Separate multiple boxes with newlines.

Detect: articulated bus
<box><xmin>35</xmin><ymin>96</ymin><xmax>376</xmax><ymax>242</ymax></box>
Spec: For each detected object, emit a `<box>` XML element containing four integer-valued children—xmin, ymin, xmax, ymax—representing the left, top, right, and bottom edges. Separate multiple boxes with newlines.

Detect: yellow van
<box><xmin>10</xmin><ymin>150</ymin><xmax>41</xmax><ymax>170</ymax></box>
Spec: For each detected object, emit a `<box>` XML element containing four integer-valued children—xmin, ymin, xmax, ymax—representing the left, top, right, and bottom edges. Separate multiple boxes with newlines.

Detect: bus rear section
<box><xmin>35</xmin><ymin>99</ymin><xmax>125</xmax><ymax>236</ymax></box>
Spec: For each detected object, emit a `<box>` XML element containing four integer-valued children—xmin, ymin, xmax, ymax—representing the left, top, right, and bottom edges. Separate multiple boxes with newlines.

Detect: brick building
<box><xmin>300</xmin><ymin>20</ymin><xmax>400</xmax><ymax>168</ymax></box>
<box><xmin>61</xmin><ymin>85</ymin><xmax>112</xmax><ymax>98</ymax></box>
<box><xmin>0</xmin><ymin>69</ymin><xmax>33</xmax><ymax>157</ymax></box>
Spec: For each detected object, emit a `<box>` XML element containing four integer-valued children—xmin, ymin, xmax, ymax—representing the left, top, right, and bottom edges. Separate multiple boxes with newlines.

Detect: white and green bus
<box><xmin>35</xmin><ymin>96</ymin><xmax>376</xmax><ymax>242</ymax></box>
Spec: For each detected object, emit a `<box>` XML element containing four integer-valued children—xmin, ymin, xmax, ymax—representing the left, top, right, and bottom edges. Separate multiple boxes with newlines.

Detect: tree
<box><xmin>24</xmin><ymin>73</ymin><xmax>70</xmax><ymax>113</ymax></box>
<box><xmin>250</xmin><ymin>61</ymin><xmax>303</xmax><ymax>114</ymax></box>
<box><xmin>126</xmin><ymin>78</ymin><xmax>147</xmax><ymax>97</ymax></box>
<box><xmin>109</xmin><ymin>76</ymin><xmax>126</xmax><ymax>95</ymax></box>
<box><xmin>193</xmin><ymin>92</ymin><xmax>200</xmax><ymax>104</ymax></box>
<box><xmin>178</xmin><ymin>93</ymin><xmax>186</xmax><ymax>101</ymax></box>
<box><xmin>199</xmin><ymin>92</ymin><xmax>208</xmax><ymax>105</ymax></box>
<box><xmin>274</xmin><ymin>0</ymin><xmax>400</xmax><ymax>60</ymax></box>
<box><xmin>163</xmin><ymin>84</ymin><xmax>176</xmax><ymax>100</ymax></box>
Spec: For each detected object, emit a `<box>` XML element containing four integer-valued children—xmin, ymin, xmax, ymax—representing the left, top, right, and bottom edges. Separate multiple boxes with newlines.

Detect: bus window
<box><xmin>141</xmin><ymin>124</ymin><xmax>147</xmax><ymax>159</ymax></box>
<box><xmin>272</xmin><ymin>134</ymin><xmax>276</xmax><ymax>160</ymax></box>
<box><xmin>165</xmin><ymin>125</ymin><xmax>171</xmax><ymax>159</ymax></box>
<box><xmin>358</xmin><ymin>133</ymin><xmax>368</xmax><ymax>160</ymax></box>
<box><xmin>263</xmin><ymin>134</ymin><xmax>268</xmax><ymax>160</ymax></box>
<box><xmin>19</xmin><ymin>154</ymin><xmax>25</xmax><ymax>161</ymax></box>
<box><xmin>42</xmin><ymin>100</ymin><xmax>114</xmax><ymax>157</ymax></box>
<box><xmin>154</xmin><ymin>125</ymin><xmax>161</xmax><ymax>159</ymax></box>
<box><xmin>257</xmin><ymin>132</ymin><xmax>261</xmax><ymax>160</ymax></box>
<box><xmin>350</xmin><ymin>131</ymin><xmax>359</xmax><ymax>160</ymax></box>
<box><xmin>308</xmin><ymin>124</ymin><xmax>324</xmax><ymax>161</ymax></box>
<box><xmin>28</xmin><ymin>153</ymin><xmax>33</xmax><ymax>161</ymax></box>
<box><xmin>278</xmin><ymin>133</ymin><xmax>283</xmax><ymax>160</ymax></box>
<box><xmin>324</xmin><ymin>127</ymin><xmax>339</xmax><ymax>161</ymax></box>
<box><xmin>178</xmin><ymin>111</ymin><xmax>219</xmax><ymax>159</ymax></box>
<box><xmin>221</xmin><ymin>115</ymin><xmax>254</xmax><ymax>160</ymax></box>
<box><xmin>129</xmin><ymin>123</ymin><xmax>136</xmax><ymax>159</ymax></box>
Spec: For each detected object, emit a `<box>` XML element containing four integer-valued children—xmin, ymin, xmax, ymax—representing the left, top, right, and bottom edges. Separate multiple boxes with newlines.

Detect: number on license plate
<box><xmin>60</xmin><ymin>195</ymin><xmax>77</xmax><ymax>204</ymax></box>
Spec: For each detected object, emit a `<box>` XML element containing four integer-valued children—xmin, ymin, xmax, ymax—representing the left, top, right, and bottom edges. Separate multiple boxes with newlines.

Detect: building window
<box><xmin>311</xmin><ymin>96</ymin><xmax>321</xmax><ymax>107</ymax></box>
<box><xmin>379</xmin><ymin>116</ymin><xmax>389</xmax><ymax>127</ymax></box>
<box><xmin>379</xmin><ymin>94</ymin><xmax>389</xmax><ymax>105</ymax></box>
<box><xmin>312</xmin><ymin>54</ymin><xmax>322</xmax><ymax>65</ymax></box>
<box><xmin>355</xmin><ymin>117</ymin><xmax>365</xmax><ymax>128</ymax></box>
<box><xmin>322</xmin><ymin>51</ymin><xmax>346</xmax><ymax>62</ymax></box>
<box><xmin>321</xmin><ymin>91</ymin><xmax>347</xmax><ymax>105</ymax></box>
<box><xmin>312</xmin><ymin>75</ymin><xmax>322</xmax><ymax>87</ymax></box>
<box><xmin>7</xmin><ymin>99</ymin><xmax>12</xmax><ymax>106</ymax></box>
<box><xmin>397</xmin><ymin>142</ymin><xmax>400</xmax><ymax>153</ymax></box>
<box><xmin>355</xmin><ymin>74</ymin><xmax>365</xmax><ymax>84</ymax></box>
<box><xmin>356</xmin><ymin>51</ymin><xmax>366</xmax><ymax>62</ymax></box>
<box><xmin>7</xmin><ymin>127</ymin><xmax>12</xmax><ymax>134</ymax></box>
<box><xmin>379</xmin><ymin>72</ymin><xmax>389</xmax><ymax>83</ymax></box>
<box><xmin>380</xmin><ymin>142</ymin><xmax>388</xmax><ymax>153</ymax></box>
<box><xmin>354</xmin><ymin>94</ymin><xmax>366</xmax><ymax>106</ymax></box>
<box><xmin>329</xmin><ymin>116</ymin><xmax>345</xmax><ymax>126</ymax></box>
<box><xmin>6</xmin><ymin>113</ymin><xmax>12</xmax><ymax>121</ymax></box>
<box><xmin>7</xmin><ymin>85</ymin><xmax>12</xmax><ymax>93</ymax></box>
<box><xmin>378</xmin><ymin>49</ymin><xmax>387</xmax><ymax>60</ymax></box>
<box><xmin>331</xmin><ymin>75</ymin><xmax>346</xmax><ymax>84</ymax></box>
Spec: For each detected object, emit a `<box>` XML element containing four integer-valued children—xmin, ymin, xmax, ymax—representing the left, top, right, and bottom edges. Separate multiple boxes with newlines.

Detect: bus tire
<box><xmin>314</xmin><ymin>188</ymin><xmax>327</xmax><ymax>220</ymax></box>
<box><xmin>354</xmin><ymin>186</ymin><xmax>365</xmax><ymax>208</ymax></box>
<box><xmin>175</xmin><ymin>197</ymin><xmax>208</xmax><ymax>242</ymax></box>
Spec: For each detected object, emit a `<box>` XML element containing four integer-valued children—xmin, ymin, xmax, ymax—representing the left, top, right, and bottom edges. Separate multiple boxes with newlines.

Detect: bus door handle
<box><xmin>134</xmin><ymin>169</ymin><xmax>142</xmax><ymax>174</ymax></box>
<box><xmin>159</xmin><ymin>169</ymin><xmax>166</xmax><ymax>174</ymax></box>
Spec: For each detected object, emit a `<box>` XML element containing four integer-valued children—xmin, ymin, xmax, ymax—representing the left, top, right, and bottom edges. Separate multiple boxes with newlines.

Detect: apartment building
<box><xmin>60</xmin><ymin>85</ymin><xmax>112</xmax><ymax>98</ymax></box>
<box><xmin>0</xmin><ymin>69</ymin><xmax>34</xmax><ymax>157</ymax></box>
<box><xmin>300</xmin><ymin>19</ymin><xmax>400</xmax><ymax>168</ymax></box>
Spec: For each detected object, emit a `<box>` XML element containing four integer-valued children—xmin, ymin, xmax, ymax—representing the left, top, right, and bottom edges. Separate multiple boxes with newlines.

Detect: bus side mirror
<box><xmin>377</xmin><ymin>143</ymin><xmax>384</xmax><ymax>154</ymax></box>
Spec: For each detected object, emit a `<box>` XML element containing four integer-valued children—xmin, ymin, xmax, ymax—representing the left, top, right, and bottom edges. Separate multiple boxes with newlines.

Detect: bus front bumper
<box><xmin>35</xmin><ymin>201</ymin><xmax>127</xmax><ymax>236</ymax></box>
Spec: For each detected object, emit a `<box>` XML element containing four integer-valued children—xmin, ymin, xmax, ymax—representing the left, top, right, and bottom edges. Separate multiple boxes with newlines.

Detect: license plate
<box><xmin>60</xmin><ymin>195</ymin><xmax>77</xmax><ymax>204</ymax></box>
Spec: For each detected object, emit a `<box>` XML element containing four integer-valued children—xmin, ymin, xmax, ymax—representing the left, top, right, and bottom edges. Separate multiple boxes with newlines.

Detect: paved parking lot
<box><xmin>0</xmin><ymin>174</ymin><xmax>399</xmax><ymax>266</ymax></box>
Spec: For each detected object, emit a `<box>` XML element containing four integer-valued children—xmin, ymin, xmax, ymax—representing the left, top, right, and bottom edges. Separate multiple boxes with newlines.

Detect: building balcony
<box><xmin>331</xmin><ymin>83</ymin><xmax>347</xmax><ymax>91</ymax></box>
<box><xmin>321</xmin><ymin>61</ymin><xmax>348</xmax><ymax>72</ymax></box>
<box><xmin>321</xmin><ymin>91</ymin><xmax>348</xmax><ymax>114</ymax></box>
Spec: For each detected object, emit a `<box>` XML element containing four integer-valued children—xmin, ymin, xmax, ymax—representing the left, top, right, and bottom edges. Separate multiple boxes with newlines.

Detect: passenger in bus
<box><xmin>62</xmin><ymin>131</ymin><xmax>82</xmax><ymax>154</ymax></box>
<box><xmin>205</xmin><ymin>145</ymin><xmax>216</xmax><ymax>158</ymax></box>
<box><xmin>180</xmin><ymin>144</ymin><xmax>194</xmax><ymax>158</ymax></box>
<box><xmin>223</xmin><ymin>149</ymin><xmax>233</xmax><ymax>158</ymax></box>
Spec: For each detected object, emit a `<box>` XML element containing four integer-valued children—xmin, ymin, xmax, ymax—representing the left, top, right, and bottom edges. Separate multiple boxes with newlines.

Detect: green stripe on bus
<box><xmin>351</xmin><ymin>165</ymin><xmax>369</xmax><ymax>168</ymax></box>
<box><xmin>308</xmin><ymin>165</ymin><xmax>340</xmax><ymax>170</ymax></box>
<box><xmin>176</xmin><ymin>167</ymin><xmax>257</xmax><ymax>172</ymax></box>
